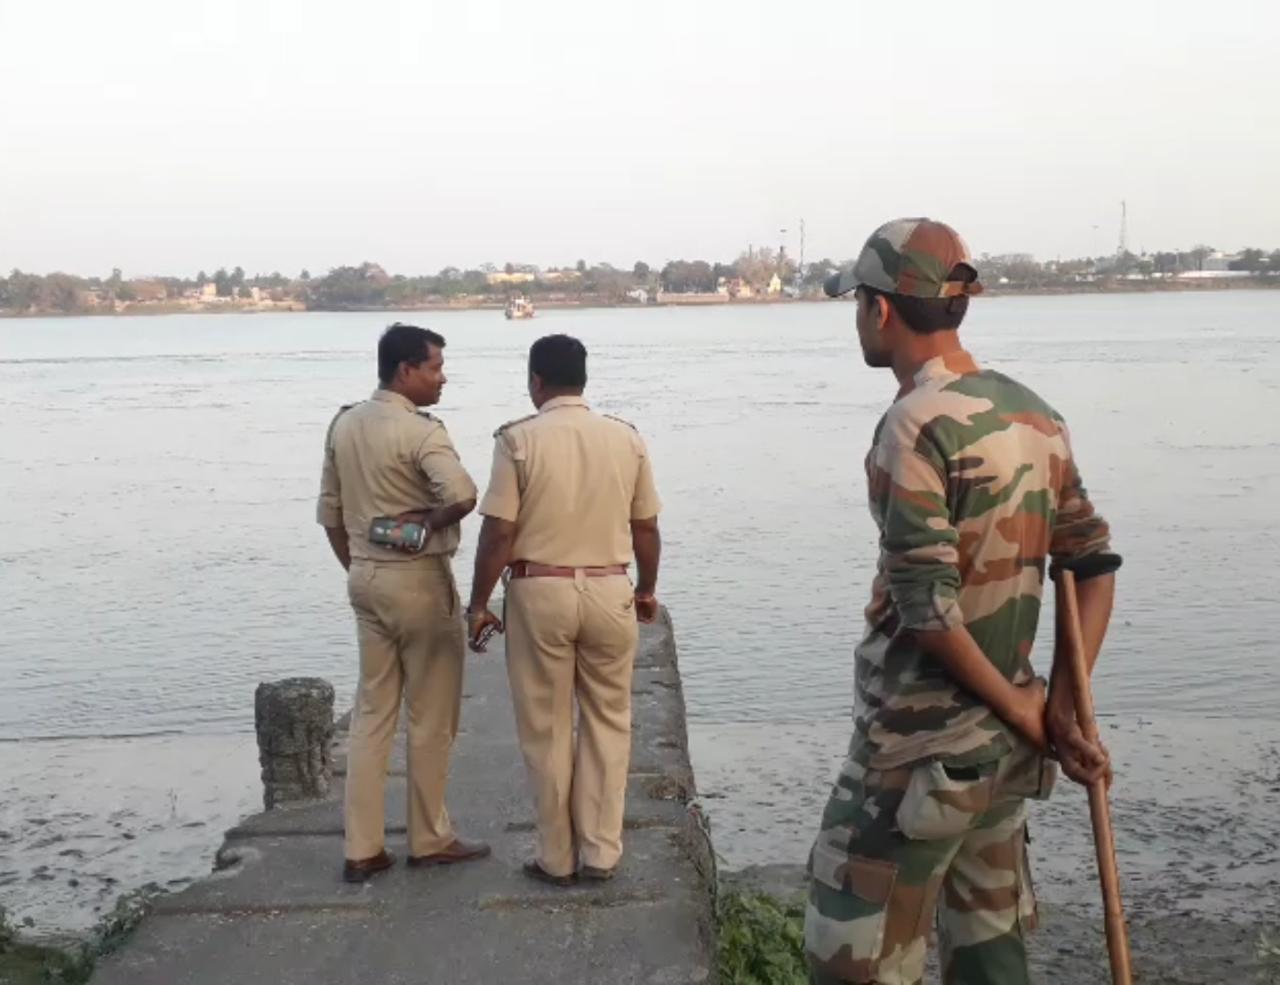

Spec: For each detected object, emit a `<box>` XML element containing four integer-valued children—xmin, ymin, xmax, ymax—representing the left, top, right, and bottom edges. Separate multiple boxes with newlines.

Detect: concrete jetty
<box><xmin>91</xmin><ymin>613</ymin><xmax>714</xmax><ymax>985</ymax></box>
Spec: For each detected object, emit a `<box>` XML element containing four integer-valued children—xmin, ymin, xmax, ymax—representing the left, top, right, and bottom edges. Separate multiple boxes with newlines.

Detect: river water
<box><xmin>2</xmin><ymin>295</ymin><xmax>1278</xmax><ymax>934</ymax></box>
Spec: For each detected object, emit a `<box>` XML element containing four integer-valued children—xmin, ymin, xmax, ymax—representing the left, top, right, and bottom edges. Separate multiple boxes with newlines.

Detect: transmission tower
<box><xmin>1117</xmin><ymin>200</ymin><xmax>1128</xmax><ymax>257</ymax></box>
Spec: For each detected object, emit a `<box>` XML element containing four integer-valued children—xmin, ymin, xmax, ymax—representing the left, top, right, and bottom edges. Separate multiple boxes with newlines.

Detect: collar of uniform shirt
<box><xmin>895</xmin><ymin>350</ymin><xmax>982</xmax><ymax>401</ymax></box>
<box><xmin>371</xmin><ymin>388</ymin><xmax>417</xmax><ymax>411</ymax></box>
<box><xmin>539</xmin><ymin>395</ymin><xmax>589</xmax><ymax>413</ymax></box>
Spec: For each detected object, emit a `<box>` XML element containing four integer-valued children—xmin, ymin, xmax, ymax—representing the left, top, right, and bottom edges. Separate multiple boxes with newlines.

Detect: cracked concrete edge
<box><xmin>157</xmin><ymin>611</ymin><xmax>714</xmax><ymax>965</ymax></box>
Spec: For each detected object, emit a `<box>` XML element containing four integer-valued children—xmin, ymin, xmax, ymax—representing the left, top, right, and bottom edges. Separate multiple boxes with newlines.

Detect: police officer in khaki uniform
<box><xmin>466</xmin><ymin>334</ymin><xmax>662</xmax><ymax>886</ymax></box>
<box><xmin>317</xmin><ymin>323</ymin><xmax>490</xmax><ymax>883</ymax></box>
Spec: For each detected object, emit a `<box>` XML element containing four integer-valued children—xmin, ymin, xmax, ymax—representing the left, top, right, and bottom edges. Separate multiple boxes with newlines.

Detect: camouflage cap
<box><xmin>824</xmin><ymin>217</ymin><xmax>984</xmax><ymax>300</ymax></box>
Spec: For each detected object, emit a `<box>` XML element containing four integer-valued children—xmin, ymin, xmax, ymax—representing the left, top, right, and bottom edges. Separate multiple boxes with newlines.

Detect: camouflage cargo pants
<box><xmin>805</xmin><ymin>745</ymin><xmax>1054</xmax><ymax>985</ymax></box>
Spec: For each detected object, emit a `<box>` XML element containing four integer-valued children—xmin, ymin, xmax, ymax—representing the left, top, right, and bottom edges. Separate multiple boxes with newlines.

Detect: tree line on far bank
<box><xmin>4</xmin><ymin>244</ymin><xmax>1280</xmax><ymax>315</ymax></box>
<box><xmin>0</xmin><ymin>251</ymin><xmax>800</xmax><ymax>315</ymax></box>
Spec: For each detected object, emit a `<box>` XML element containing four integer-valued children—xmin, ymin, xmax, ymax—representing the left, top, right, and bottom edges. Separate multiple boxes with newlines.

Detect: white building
<box><xmin>1201</xmin><ymin>252</ymin><xmax>1240</xmax><ymax>272</ymax></box>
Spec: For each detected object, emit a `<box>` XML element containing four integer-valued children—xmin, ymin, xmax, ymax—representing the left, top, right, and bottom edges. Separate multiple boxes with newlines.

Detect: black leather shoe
<box><xmin>342</xmin><ymin>849</ymin><xmax>394</xmax><ymax>884</ymax></box>
<box><xmin>523</xmin><ymin>859</ymin><xmax>576</xmax><ymax>887</ymax></box>
<box><xmin>407</xmin><ymin>839</ymin><xmax>492</xmax><ymax>867</ymax></box>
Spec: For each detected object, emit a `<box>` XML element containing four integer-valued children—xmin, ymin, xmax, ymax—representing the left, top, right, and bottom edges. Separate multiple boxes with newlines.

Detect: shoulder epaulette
<box><xmin>327</xmin><ymin>402</ymin><xmax>356</xmax><ymax>431</ymax></box>
<box><xmin>415</xmin><ymin>410</ymin><xmax>438</xmax><ymax>423</ymax></box>
<box><xmin>603</xmin><ymin>413</ymin><xmax>638</xmax><ymax>432</ymax></box>
<box><xmin>494</xmin><ymin>413</ymin><xmax>538</xmax><ymax>437</ymax></box>
<box><xmin>324</xmin><ymin>403</ymin><xmax>357</xmax><ymax>448</ymax></box>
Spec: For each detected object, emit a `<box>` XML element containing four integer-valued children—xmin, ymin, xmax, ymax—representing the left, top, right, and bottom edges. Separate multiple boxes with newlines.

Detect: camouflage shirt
<box><xmin>852</xmin><ymin>350</ymin><xmax>1112</xmax><ymax>770</ymax></box>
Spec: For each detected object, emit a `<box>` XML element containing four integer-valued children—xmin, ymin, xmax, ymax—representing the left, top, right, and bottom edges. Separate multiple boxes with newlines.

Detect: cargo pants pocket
<box><xmin>896</xmin><ymin>758</ymin><xmax>998</xmax><ymax>841</ymax></box>
<box><xmin>805</xmin><ymin>837</ymin><xmax>898</xmax><ymax>983</ymax></box>
<box><xmin>1016</xmin><ymin>825</ymin><xmax>1040</xmax><ymax>933</ymax></box>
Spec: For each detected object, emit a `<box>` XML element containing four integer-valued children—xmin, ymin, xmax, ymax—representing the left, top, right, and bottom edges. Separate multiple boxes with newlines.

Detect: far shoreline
<box><xmin>2</xmin><ymin>276</ymin><xmax>1277</xmax><ymax>320</ymax></box>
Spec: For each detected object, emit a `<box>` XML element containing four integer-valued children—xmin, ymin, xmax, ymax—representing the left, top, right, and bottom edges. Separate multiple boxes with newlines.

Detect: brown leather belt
<box><xmin>508</xmin><ymin>561</ymin><xmax>627</xmax><ymax>579</ymax></box>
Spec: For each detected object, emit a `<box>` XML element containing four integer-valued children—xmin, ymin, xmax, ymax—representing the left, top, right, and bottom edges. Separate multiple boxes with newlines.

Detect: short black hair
<box><xmin>529</xmin><ymin>334</ymin><xmax>587</xmax><ymax>389</ymax></box>
<box><xmin>378</xmin><ymin>322</ymin><xmax>445</xmax><ymax>385</ymax></box>
<box><xmin>860</xmin><ymin>266</ymin><xmax>976</xmax><ymax>335</ymax></box>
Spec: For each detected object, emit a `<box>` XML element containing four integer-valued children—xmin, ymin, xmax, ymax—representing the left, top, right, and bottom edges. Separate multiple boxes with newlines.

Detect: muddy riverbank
<box><xmin>699</xmin><ymin>712</ymin><xmax>1280</xmax><ymax>982</ymax></box>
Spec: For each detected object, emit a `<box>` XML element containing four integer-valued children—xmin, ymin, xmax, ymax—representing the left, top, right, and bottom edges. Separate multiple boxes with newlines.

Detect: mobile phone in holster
<box><xmin>368</xmin><ymin>516</ymin><xmax>428</xmax><ymax>553</ymax></box>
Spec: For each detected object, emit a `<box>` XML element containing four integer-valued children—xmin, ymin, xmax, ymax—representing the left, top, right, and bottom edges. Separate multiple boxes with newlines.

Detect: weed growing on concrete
<box><xmin>716</xmin><ymin>891</ymin><xmax>807</xmax><ymax>985</ymax></box>
<box><xmin>0</xmin><ymin>886</ymin><xmax>160</xmax><ymax>985</ymax></box>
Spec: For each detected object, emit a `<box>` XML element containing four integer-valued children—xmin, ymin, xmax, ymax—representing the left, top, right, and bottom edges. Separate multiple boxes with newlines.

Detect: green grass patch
<box><xmin>0</xmin><ymin>907</ymin><xmax>89</xmax><ymax>985</ymax></box>
<box><xmin>717</xmin><ymin>890</ymin><xmax>808</xmax><ymax>985</ymax></box>
<box><xmin>1259</xmin><ymin>929</ymin><xmax>1280</xmax><ymax>984</ymax></box>
<box><xmin>0</xmin><ymin>889</ymin><xmax>157</xmax><ymax>985</ymax></box>
<box><xmin>0</xmin><ymin>941</ymin><xmax>93</xmax><ymax>985</ymax></box>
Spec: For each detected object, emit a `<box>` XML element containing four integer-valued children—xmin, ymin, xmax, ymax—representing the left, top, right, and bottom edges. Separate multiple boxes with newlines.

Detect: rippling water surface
<box><xmin>2</xmin><ymin>294</ymin><xmax>1278</xmax><ymax>931</ymax></box>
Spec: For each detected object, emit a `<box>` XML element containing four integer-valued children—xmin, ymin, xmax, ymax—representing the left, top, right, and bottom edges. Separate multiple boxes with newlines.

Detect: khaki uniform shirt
<box><xmin>478</xmin><ymin>395</ymin><xmax>661</xmax><ymax>567</ymax></box>
<box><xmin>316</xmin><ymin>389</ymin><xmax>477</xmax><ymax>561</ymax></box>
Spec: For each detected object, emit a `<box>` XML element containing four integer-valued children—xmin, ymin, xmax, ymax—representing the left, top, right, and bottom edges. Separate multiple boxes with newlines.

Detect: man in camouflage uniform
<box><xmin>806</xmin><ymin>218</ymin><xmax>1121</xmax><ymax>984</ymax></box>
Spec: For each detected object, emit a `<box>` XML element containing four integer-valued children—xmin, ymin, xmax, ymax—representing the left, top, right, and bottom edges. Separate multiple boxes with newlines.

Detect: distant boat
<box><xmin>504</xmin><ymin>296</ymin><xmax>535</xmax><ymax>320</ymax></box>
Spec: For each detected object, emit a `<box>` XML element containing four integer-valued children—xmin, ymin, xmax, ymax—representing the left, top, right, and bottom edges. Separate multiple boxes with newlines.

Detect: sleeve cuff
<box><xmin>316</xmin><ymin>502</ymin><xmax>342</xmax><ymax>527</ymax></box>
<box><xmin>478</xmin><ymin>495</ymin><xmax>518</xmax><ymax>522</ymax></box>
<box><xmin>1051</xmin><ymin>550</ymin><xmax>1123</xmax><ymax>581</ymax></box>
<box><xmin>630</xmin><ymin>499</ymin><xmax>662</xmax><ymax>520</ymax></box>
<box><xmin>439</xmin><ymin>485</ymin><xmax>478</xmax><ymax>508</ymax></box>
<box><xmin>896</xmin><ymin>591</ymin><xmax>965</xmax><ymax>633</ymax></box>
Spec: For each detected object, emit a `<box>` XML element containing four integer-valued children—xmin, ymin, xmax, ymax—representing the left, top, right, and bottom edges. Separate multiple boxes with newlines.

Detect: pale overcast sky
<box><xmin>1</xmin><ymin>0</ymin><xmax>1276</xmax><ymax>278</ymax></box>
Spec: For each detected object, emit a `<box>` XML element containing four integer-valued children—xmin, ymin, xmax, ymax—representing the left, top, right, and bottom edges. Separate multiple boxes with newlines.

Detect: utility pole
<box><xmin>798</xmin><ymin>218</ymin><xmax>806</xmax><ymax>287</ymax></box>
<box><xmin>778</xmin><ymin>229</ymin><xmax>788</xmax><ymax>295</ymax></box>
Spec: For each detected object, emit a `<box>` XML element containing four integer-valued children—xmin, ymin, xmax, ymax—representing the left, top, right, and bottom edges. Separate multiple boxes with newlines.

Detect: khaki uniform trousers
<box><xmin>504</xmin><ymin>572</ymin><xmax>639</xmax><ymax>878</ymax></box>
<box><xmin>344</xmin><ymin>556</ymin><xmax>464</xmax><ymax>860</ymax></box>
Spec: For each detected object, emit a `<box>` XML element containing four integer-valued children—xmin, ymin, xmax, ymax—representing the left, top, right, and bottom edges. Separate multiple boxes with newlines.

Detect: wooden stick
<box><xmin>1057</xmin><ymin>568</ymin><xmax>1133</xmax><ymax>985</ymax></box>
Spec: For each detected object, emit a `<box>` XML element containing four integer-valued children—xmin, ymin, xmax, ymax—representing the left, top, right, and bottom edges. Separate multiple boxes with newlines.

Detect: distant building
<box><xmin>716</xmin><ymin>277</ymin><xmax>753</xmax><ymax>299</ymax></box>
<box><xmin>767</xmin><ymin>273</ymin><xmax>783</xmax><ymax>295</ymax></box>
<box><xmin>199</xmin><ymin>282</ymin><xmax>217</xmax><ymax>300</ymax></box>
<box><xmin>1177</xmin><ymin>269</ymin><xmax>1253</xmax><ymax>280</ymax></box>
<box><xmin>486</xmin><ymin>272</ymin><xmax>536</xmax><ymax>285</ymax></box>
<box><xmin>626</xmin><ymin>288</ymin><xmax>650</xmax><ymax>304</ymax></box>
<box><xmin>539</xmin><ymin>270</ymin><xmax>582</xmax><ymax>283</ymax></box>
<box><xmin>130</xmin><ymin>281</ymin><xmax>167</xmax><ymax>302</ymax></box>
<box><xmin>1201</xmin><ymin>252</ymin><xmax>1240</xmax><ymax>272</ymax></box>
